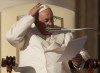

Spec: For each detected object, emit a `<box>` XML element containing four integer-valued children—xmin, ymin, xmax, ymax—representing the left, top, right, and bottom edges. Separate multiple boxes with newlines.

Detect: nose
<box><xmin>47</xmin><ymin>20</ymin><xmax>54</xmax><ymax>27</ymax></box>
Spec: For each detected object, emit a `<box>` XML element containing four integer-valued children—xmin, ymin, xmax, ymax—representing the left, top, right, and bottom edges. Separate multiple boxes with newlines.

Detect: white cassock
<box><xmin>6</xmin><ymin>15</ymin><xmax>90</xmax><ymax>73</ymax></box>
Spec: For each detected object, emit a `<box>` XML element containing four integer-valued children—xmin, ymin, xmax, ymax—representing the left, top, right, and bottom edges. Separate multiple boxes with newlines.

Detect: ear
<box><xmin>34</xmin><ymin>12</ymin><xmax>39</xmax><ymax>21</ymax></box>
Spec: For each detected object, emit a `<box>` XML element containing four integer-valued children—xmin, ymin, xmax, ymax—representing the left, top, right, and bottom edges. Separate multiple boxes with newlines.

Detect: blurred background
<box><xmin>0</xmin><ymin>0</ymin><xmax>99</xmax><ymax>73</ymax></box>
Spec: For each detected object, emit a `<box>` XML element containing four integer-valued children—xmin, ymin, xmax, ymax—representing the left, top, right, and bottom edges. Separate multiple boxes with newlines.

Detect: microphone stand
<box><xmin>47</xmin><ymin>27</ymin><xmax>100</xmax><ymax>73</ymax></box>
<box><xmin>46</xmin><ymin>28</ymin><xmax>100</xmax><ymax>35</ymax></box>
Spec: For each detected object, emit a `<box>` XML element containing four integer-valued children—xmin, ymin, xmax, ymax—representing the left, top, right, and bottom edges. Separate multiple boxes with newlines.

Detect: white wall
<box><xmin>0</xmin><ymin>0</ymin><xmax>75</xmax><ymax>73</ymax></box>
<box><xmin>0</xmin><ymin>0</ymin><xmax>75</xmax><ymax>11</ymax></box>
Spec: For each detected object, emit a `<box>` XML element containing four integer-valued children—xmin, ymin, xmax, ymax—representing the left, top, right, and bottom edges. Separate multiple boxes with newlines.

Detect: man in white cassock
<box><xmin>6</xmin><ymin>3</ymin><xmax>90</xmax><ymax>73</ymax></box>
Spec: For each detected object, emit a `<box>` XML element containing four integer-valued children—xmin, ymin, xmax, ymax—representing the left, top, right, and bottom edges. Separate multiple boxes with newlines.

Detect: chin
<box><xmin>42</xmin><ymin>31</ymin><xmax>51</xmax><ymax>35</ymax></box>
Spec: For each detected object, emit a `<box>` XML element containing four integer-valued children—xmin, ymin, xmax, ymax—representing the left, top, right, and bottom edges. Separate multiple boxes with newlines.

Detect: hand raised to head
<box><xmin>29</xmin><ymin>3</ymin><xmax>42</xmax><ymax>17</ymax></box>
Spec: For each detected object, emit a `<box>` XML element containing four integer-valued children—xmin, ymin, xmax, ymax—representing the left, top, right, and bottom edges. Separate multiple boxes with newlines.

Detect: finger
<box><xmin>36</xmin><ymin>3</ymin><xmax>42</xmax><ymax>7</ymax></box>
<box><xmin>38</xmin><ymin>6</ymin><xmax>43</xmax><ymax>10</ymax></box>
<box><xmin>34</xmin><ymin>3</ymin><xmax>43</xmax><ymax>11</ymax></box>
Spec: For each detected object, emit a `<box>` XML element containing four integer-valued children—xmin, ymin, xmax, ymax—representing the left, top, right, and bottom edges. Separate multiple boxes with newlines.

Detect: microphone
<box><xmin>46</xmin><ymin>28</ymin><xmax>100</xmax><ymax>35</ymax></box>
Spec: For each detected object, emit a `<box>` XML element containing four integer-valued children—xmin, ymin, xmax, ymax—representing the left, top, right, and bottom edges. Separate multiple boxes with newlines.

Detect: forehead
<box><xmin>39</xmin><ymin>8</ymin><xmax>53</xmax><ymax>19</ymax></box>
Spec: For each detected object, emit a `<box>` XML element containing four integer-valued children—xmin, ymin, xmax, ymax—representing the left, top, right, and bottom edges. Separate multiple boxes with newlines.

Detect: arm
<box><xmin>6</xmin><ymin>15</ymin><xmax>35</xmax><ymax>49</ymax></box>
<box><xmin>6</xmin><ymin>3</ymin><xmax>42</xmax><ymax>49</ymax></box>
<box><xmin>72</xmin><ymin>48</ymin><xmax>90</xmax><ymax>71</ymax></box>
<box><xmin>64</xmin><ymin>32</ymin><xmax>90</xmax><ymax>70</ymax></box>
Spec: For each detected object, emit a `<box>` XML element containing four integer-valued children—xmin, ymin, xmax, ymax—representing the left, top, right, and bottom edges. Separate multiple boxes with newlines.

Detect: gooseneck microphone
<box><xmin>46</xmin><ymin>28</ymin><xmax>100</xmax><ymax>35</ymax></box>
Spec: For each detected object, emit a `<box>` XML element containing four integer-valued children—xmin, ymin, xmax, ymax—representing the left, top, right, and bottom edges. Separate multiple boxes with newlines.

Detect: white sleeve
<box><xmin>72</xmin><ymin>50</ymin><xmax>90</xmax><ymax>71</ymax></box>
<box><xmin>80</xmin><ymin>50</ymin><xmax>90</xmax><ymax>61</ymax></box>
<box><xmin>6</xmin><ymin>15</ymin><xmax>35</xmax><ymax>49</ymax></box>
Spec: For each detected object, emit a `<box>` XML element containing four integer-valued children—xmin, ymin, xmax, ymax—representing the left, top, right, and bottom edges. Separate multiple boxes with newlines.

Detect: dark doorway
<box><xmin>99</xmin><ymin>0</ymin><xmax>100</xmax><ymax>72</ymax></box>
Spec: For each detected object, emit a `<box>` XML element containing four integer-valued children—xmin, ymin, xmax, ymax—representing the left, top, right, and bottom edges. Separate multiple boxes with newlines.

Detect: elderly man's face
<box><xmin>39</xmin><ymin>8</ymin><xmax>54</xmax><ymax>27</ymax></box>
<box><xmin>36</xmin><ymin>8</ymin><xmax>54</xmax><ymax>35</ymax></box>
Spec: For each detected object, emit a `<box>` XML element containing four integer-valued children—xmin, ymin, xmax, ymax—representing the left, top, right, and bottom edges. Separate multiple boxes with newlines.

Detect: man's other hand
<box><xmin>72</xmin><ymin>54</ymin><xmax>85</xmax><ymax>68</ymax></box>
